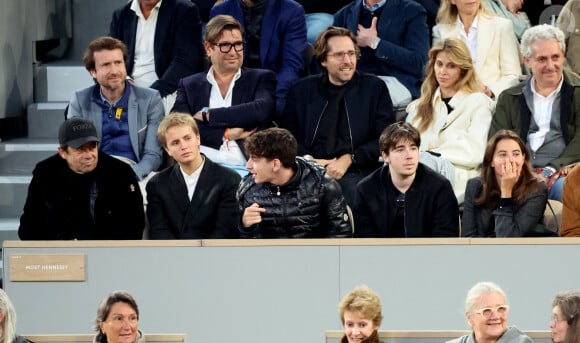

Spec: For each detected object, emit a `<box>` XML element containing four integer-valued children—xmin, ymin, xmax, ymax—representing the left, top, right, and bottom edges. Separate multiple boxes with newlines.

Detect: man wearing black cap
<box><xmin>18</xmin><ymin>118</ymin><xmax>145</xmax><ymax>240</ymax></box>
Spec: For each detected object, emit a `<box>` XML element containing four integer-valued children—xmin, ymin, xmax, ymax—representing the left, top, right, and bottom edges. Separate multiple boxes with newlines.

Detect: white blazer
<box><xmin>406</xmin><ymin>89</ymin><xmax>495</xmax><ymax>200</ymax></box>
<box><xmin>433</xmin><ymin>14</ymin><xmax>522</xmax><ymax>97</ymax></box>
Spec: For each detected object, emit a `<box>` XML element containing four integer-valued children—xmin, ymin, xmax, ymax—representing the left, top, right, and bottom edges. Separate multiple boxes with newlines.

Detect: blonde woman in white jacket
<box><xmin>407</xmin><ymin>38</ymin><xmax>495</xmax><ymax>203</ymax></box>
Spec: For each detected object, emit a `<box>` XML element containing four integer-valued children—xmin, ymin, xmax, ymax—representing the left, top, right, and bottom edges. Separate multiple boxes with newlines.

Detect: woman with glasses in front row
<box><xmin>550</xmin><ymin>291</ymin><xmax>580</xmax><ymax>343</ymax></box>
<box><xmin>447</xmin><ymin>282</ymin><xmax>532</xmax><ymax>343</ymax></box>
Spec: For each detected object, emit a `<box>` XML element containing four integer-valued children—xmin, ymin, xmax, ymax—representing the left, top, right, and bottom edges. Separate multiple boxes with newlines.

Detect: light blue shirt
<box><xmin>362</xmin><ymin>0</ymin><xmax>387</xmax><ymax>11</ymax></box>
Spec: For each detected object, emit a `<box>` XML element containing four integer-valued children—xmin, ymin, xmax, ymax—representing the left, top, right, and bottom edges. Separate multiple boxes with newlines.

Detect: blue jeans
<box><xmin>305</xmin><ymin>13</ymin><xmax>333</xmax><ymax>44</ymax></box>
<box><xmin>549</xmin><ymin>177</ymin><xmax>565</xmax><ymax>201</ymax></box>
<box><xmin>338</xmin><ymin>167</ymin><xmax>373</xmax><ymax>208</ymax></box>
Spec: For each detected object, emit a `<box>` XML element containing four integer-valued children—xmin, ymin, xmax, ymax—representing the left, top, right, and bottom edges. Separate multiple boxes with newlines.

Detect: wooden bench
<box><xmin>23</xmin><ymin>333</ymin><xmax>186</xmax><ymax>343</ymax></box>
<box><xmin>325</xmin><ymin>330</ymin><xmax>552</xmax><ymax>343</ymax></box>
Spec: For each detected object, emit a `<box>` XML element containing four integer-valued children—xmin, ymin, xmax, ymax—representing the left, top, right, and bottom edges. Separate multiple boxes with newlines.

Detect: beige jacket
<box><xmin>557</xmin><ymin>0</ymin><xmax>580</xmax><ymax>75</ymax></box>
<box><xmin>433</xmin><ymin>14</ymin><xmax>522</xmax><ymax>97</ymax></box>
<box><xmin>406</xmin><ymin>89</ymin><xmax>495</xmax><ymax>200</ymax></box>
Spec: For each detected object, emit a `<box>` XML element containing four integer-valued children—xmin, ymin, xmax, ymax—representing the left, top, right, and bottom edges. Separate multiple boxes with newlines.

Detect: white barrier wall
<box><xmin>3</xmin><ymin>238</ymin><xmax>578</xmax><ymax>343</ymax></box>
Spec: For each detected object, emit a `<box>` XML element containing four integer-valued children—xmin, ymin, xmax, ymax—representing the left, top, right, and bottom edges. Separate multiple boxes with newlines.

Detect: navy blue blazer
<box><xmin>172</xmin><ymin>67</ymin><xmax>277</xmax><ymax>149</ymax></box>
<box><xmin>109</xmin><ymin>0</ymin><xmax>203</xmax><ymax>97</ymax></box>
<box><xmin>210</xmin><ymin>0</ymin><xmax>306</xmax><ymax>114</ymax></box>
<box><xmin>146</xmin><ymin>156</ymin><xmax>242</xmax><ymax>239</ymax></box>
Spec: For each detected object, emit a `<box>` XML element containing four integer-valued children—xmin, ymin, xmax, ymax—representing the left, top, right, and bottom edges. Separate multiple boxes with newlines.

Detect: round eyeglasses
<box><xmin>473</xmin><ymin>305</ymin><xmax>509</xmax><ymax>319</ymax></box>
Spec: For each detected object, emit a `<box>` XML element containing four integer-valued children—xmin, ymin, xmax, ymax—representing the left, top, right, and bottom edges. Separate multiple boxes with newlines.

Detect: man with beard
<box><xmin>280</xmin><ymin>26</ymin><xmax>393</xmax><ymax>206</ymax></box>
<box><xmin>109</xmin><ymin>0</ymin><xmax>203</xmax><ymax>113</ymax></box>
<box><xmin>67</xmin><ymin>36</ymin><xmax>164</xmax><ymax>182</ymax></box>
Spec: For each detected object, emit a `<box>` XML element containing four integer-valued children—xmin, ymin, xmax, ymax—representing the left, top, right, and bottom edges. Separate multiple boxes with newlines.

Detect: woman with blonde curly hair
<box><xmin>338</xmin><ymin>285</ymin><xmax>384</xmax><ymax>343</ymax></box>
<box><xmin>406</xmin><ymin>38</ymin><xmax>494</xmax><ymax>202</ymax></box>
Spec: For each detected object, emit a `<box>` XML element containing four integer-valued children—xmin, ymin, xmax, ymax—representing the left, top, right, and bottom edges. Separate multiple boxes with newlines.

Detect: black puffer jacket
<box><xmin>237</xmin><ymin>158</ymin><xmax>352</xmax><ymax>238</ymax></box>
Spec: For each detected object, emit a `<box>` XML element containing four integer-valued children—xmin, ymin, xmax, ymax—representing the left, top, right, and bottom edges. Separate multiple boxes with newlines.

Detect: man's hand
<box><xmin>228</xmin><ymin>127</ymin><xmax>257</xmax><ymax>140</ymax></box>
<box><xmin>478</xmin><ymin>81</ymin><xmax>495</xmax><ymax>98</ymax></box>
<box><xmin>193</xmin><ymin>110</ymin><xmax>207</xmax><ymax>122</ymax></box>
<box><xmin>325</xmin><ymin>154</ymin><xmax>352</xmax><ymax>180</ymax></box>
<box><xmin>242</xmin><ymin>203</ymin><xmax>266</xmax><ymax>228</ymax></box>
<box><xmin>312</xmin><ymin>157</ymin><xmax>335</xmax><ymax>167</ymax></box>
<box><xmin>357</xmin><ymin>17</ymin><xmax>378</xmax><ymax>48</ymax></box>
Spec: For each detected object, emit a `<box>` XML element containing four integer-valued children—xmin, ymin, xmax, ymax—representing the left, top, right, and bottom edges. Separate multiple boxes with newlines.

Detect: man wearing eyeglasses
<box><xmin>172</xmin><ymin>15</ymin><xmax>276</xmax><ymax>172</ymax></box>
<box><xmin>210</xmin><ymin>0</ymin><xmax>307</xmax><ymax>115</ymax></box>
<box><xmin>280</xmin><ymin>26</ymin><xmax>394</xmax><ymax>207</ymax></box>
<box><xmin>352</xmin><ymin>122</ymin><xmax>459</xmax><ymax>237</ymax></box>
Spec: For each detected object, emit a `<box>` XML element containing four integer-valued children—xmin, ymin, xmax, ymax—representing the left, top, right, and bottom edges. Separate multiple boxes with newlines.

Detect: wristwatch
<box><xmin>201</xmin><ymin>107</ymin><xmax>209</xmax><ymax>123</ymax></box>
<box><xmin>370</xmin><ymin>37</ymin><xmax>381</xmax><ymax>50</ymax></box>
<box><xmin>541</xmin><ymin>166</ymin><xmax>556</xmax><ymax>178</ymax></box>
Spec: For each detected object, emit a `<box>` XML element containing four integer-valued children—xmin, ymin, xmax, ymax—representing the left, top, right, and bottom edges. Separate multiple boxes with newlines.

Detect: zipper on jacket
<box><xmin>310</xmin><ymin>101</ymin><xmax>329</xmax><ymax>148</ymax></box>
<box><xmin>343</xmin><ymin>98</ymin><xmax>355</xmax><ymax>157</ymax></box>
<box><xmin>310</xmin><ymin>99</ymin><xmax>355</xmax><ymax>159</ymax></box>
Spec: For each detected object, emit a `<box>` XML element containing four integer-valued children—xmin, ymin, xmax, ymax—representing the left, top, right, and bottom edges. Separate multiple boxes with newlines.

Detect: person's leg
<box><xmin>549</xmin><ymin>177</ymin><xmax>565</xmax><ymax>201</ymax></box>
<box><xmin>418</xmin><ymin>151</ymin><xmax>456</xmax><ymax>187</ymax></box>
<box><xmin>376</xmin><ymin>75</ymin><xmax>413</xmax><ymax>108</ymax></box>
<box><xmin>305</xmin><ymin>13</ymin><xmax>333</xmax><ymax>44</ymax></box>
<box><xmin>337</xmin><ymin>168</ymin><xmax>371</xmax><ymax>208</ymax></box>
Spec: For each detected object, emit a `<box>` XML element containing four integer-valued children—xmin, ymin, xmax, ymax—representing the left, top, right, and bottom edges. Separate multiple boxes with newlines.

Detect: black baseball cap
<box><xmin>58</xmin><ymin>118</ymin><xmax>100</xmax><ymax>148</ymax></box>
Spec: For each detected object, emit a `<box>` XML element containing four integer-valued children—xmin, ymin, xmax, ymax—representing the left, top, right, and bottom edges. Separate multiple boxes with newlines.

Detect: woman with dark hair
<box><xmin>94</xmin><ymin>291</ymin><xmax>144</xmax><ymax>343</ymax></box>
<box><xmin>406</xmin><ymin>37</ymin><xmax>494</xmax><ymax>202</ymax></box>
<box><xmin>551</xmin><ymin>291</ymin><xmax>580</xmax><ymax>343</ymax></box>
<box><xmin>462</xmin><ymin>130</ymin><xmax>554</xmax><ymax>237</ymax></box>
<box><xmin>0</xmin><ymin>289</ymin><xmax>30</xmax><ymax>343</ymax></box>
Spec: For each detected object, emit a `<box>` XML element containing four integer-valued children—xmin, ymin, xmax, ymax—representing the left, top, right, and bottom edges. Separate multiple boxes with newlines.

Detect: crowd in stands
<box><xmin>336</xmin><ymin>283</ymin><xmax>580</xmax><ymax>343</ymax></box>
<box><xmin>16</xmin><ymin>0</ymin><xmax>580</xmax><ymax>240</ymax></box>
<box><xmin>2</xmin><ymin>283</ymin><xmax>580</xmax><ymax>343</ymax></box>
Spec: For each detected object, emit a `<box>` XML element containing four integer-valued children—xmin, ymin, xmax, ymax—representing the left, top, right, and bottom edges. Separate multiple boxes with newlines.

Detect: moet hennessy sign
<box><xmin>9</xmin><ymin>254</ymin><xmax>86</xmax><ymax>281</ymax></box>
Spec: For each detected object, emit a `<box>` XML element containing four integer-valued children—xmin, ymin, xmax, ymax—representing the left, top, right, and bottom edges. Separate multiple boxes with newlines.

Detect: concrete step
<box><xmin>0</xmin><ymin>139</ymin><xmax>58</xmax><ymax>174</ymax></box>
<box><xmin>27</xmin><ymin>102</ymin><xmax>67</xmax><ymax>139</ymax></box>
<box><xmin>0</xmin><ymin>139</ymin><xmax>57</xmax><ymax>218</ymax></box>
<box><xmin>34</xmin><ymin>64</ymin><xmax>92</xmax><ymax>102</ymax></box>
<box><xmin>0</xmin><ymin>218</ymin><xmax>20</xmax><ymax>243</ymax></box>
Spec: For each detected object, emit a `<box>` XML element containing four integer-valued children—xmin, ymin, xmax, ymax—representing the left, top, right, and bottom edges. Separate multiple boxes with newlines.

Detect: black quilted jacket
<box><xmin>236</xmin><ymin>158</ymin><xmax>352</xmax><ymax>238</ymax></box>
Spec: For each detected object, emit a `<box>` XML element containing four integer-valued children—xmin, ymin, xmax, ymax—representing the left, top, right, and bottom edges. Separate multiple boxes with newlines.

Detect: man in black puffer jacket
<box><xmin>237</xmin><ymin>128</ymin><xmax>352</xmax><ymax>238</ymax></box>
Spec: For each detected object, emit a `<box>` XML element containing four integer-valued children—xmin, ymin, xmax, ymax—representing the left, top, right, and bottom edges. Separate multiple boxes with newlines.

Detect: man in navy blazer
<box><xmin>68</xmin><ymin>37</ymin><xmax>164</xmax><ymax>181</ymax></box>
<box><xmin>146</xmin><ymin>113</ymin><xmax>241</xmax><ymax>239</ymax></box>
<box><xmin>109</xmin><ymin>0</ymin><xmax>203</xmax><ymax>109</ymax></box>
<box><xmin>210</xmin><ymin>0</ymin><xmax>306</xmax><ymax>114</ymax></box>
<box><xmin>334</xmin><ymin>0</ymin><xmax>429</xmax><ymax>107</ymax></box>
<box><xmin>172</xmin><ymin>15</ymin><xmax>276</xmax><ymax>167</ymax></box>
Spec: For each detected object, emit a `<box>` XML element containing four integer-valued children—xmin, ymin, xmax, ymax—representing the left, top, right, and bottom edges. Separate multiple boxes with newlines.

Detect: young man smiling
<box><xmin>172</xmin><ymin>15</ymin><xmax>276</xmax><ymax>170</ymax></box>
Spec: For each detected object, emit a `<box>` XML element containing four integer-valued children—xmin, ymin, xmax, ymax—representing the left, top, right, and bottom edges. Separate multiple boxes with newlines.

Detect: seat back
<box><xmin>544</xmin><ymin>199</ymin><xmax>563</xmax><ymax>236</ymax></box>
